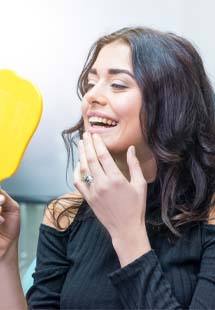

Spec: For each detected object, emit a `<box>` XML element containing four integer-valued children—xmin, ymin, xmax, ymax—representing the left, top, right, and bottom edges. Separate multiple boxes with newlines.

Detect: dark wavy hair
<box><xmin>47</xmin><ymin>27</ymin><xmax>215</xmax><ymax>235</ymax></box>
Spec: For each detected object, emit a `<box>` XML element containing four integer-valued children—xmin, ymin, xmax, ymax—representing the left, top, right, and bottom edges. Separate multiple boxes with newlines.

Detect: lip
<box><xmin>86</xmin><ymin>124</ymin><xmax>118</xmax><ymax>134</ymax></box>
<box><xmin>86</xmin><ymin>110</ymin><xmax>118</xmax><ymax>123</ymax></box>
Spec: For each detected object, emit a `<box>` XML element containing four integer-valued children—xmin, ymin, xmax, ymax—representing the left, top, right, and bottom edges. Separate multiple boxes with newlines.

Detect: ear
<box><xmin>208</xmin><ymin>193</ymin><xmax>215</xmax><ymax>225</ymax></box>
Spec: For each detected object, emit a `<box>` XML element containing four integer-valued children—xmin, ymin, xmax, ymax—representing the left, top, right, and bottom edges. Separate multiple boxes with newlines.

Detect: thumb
<box><xmin>0</xmin><ymin>189</ymin><xmax>20</xmax><ymax>212</ymax></box>
<box><xmin>127</xmin><ymin>146</ymin><xmax>146</xmax><ymax>186</ymax></box>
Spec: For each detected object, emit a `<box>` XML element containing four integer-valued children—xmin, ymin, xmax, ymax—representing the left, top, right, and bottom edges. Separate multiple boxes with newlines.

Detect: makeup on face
<box><xmin>81</xmin><ymin>41</ymin><xmax>146</xmax><ymax>155</ymax></box>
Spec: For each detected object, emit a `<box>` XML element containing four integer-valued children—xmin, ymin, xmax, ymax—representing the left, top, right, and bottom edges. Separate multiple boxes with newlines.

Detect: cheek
<box><xmin>81</xmin><ymin>98</ymin><xmax>88</xmax><ymax>120</ymax></box>
<box><xmin>118</xmin><ymin>94</ymin><xmax>143</xmax><ymax>140</ymax></box>
<box><xmin>114</xmin><ymin>93</ymin><xmax>142</xmax><ymax>119</ymax></box>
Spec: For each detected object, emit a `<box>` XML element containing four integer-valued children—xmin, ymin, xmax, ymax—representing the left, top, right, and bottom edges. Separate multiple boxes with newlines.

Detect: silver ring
<box><xmin>82</xmin><ymin>174</ymin><xmax>94</xmax><ymax>185</ymax></box>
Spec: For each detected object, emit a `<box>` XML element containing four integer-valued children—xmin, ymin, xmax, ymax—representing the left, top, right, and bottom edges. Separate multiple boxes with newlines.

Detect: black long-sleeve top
<box><xmin>26</xmin><ymin>180</ymin><xmax>215</xmax><ymax>309</ymax></box>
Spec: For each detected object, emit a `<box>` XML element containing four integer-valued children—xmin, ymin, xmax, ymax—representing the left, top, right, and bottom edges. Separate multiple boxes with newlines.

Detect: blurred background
<box><xmin>0</xmin><ymin>0</ymin><xmax>214</xmax><ymax>278</ymax></box>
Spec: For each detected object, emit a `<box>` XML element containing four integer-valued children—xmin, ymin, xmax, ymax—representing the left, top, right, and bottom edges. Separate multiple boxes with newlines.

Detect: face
<box><xmin>81</xmin><ymin>40</ymin><xmax>150</xmax><ymax>157</ymax></box>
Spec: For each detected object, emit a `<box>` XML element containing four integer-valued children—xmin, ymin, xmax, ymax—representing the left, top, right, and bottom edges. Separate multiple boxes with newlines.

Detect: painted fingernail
<box><xmin>0</xmin><ymin>195</ymin><xmax>4</xmax><ymax>202</ymax></box>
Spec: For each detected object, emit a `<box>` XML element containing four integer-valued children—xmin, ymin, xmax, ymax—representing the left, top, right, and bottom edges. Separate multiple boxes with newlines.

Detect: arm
<box><xmin>0</xmin><ymin>189</ymin><xmax>79</xmax><ymax>310</ymax></box>
<box><xmin>26</xmin><ymin>196</ymin><xmax>79</xmax><ymax>309</ymax></box>
<box><xmin>109</xmin><ymin>247</ymin><xmax>182</xmax><ymax>309</ymax></box>
<box><xmin>0</xmin><ymin>242</ymin><xmax>27</xmax><ymax>310</ymax></box>
<box><xmin>0</xmin><ymin>190</ymin><xmax>27</xmax><ymax>309</ymax></box>
<box><xmin>108</xmin><ymin>224</ymin><xmax>215</xmax><ymax>310</ymax></box>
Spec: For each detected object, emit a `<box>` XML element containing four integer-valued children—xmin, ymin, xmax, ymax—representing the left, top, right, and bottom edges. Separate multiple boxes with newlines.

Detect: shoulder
<box><xmin>42</xmin><ymin>191</ymin><xmax>83</xmax><ymax>231</ymax></box>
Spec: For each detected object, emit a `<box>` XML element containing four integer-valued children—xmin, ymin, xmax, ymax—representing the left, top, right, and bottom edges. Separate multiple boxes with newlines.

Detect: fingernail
<box><xmin>0</xmin><ymin>195</ymin><xmax>4</xmax><ymax>202</ymax></box>
<box><xmin>83</xmin><ymin>132</ymin><xmax>90</xmax><ymax>139</ymax></box>
<box><xmin>130</xmin><ymin>146</ymin><xmax>135</xmax><ymax>156</ymax></box>
<box><xmin>83</xmin><ymin>132</ymin><xmax>87</xmax><ymax>139</ymax></box>
<box><xmin>0</xmin><ymin>217</ymin><xmax>5</xmax><ymax>224</ymax></box>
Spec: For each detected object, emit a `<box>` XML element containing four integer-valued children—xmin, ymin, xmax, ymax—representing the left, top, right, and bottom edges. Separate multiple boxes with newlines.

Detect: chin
<box><xmin>105</xmin><ymin>142</ymin><xmax>129</xmax><ymax>156</ymax></box>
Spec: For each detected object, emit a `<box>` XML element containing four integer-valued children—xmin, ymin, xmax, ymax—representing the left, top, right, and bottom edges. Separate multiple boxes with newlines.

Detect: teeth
<box><xmin>88</xmin><ymin>116</ymin><xmax>117</xmax><ymax>126</ymax></box>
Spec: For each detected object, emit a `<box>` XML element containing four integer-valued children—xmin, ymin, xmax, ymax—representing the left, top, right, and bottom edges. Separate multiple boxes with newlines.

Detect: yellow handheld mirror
<box><xmin>0</xmin><ymin>69</ymin><xmax>43</xmax><ymax>182</ymax></box>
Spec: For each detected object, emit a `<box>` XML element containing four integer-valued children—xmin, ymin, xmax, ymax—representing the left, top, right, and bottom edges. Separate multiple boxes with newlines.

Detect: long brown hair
<box><xmin>47</xmin><ymin>27</ymin><xmax>215</xmax><ymax>235</ymax></box>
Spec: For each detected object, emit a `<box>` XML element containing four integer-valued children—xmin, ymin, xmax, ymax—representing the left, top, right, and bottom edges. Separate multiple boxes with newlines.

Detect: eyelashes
<box><xmin>85</xmin><ymin>82</ymin><xmax>128</xmax><ymax>91</ymax></box>
<box><xmin>85</xmin><ymin>83</ymin><xmax>95</xmax><ymax>91</ymax></box>
<box><xmin>111</xmin><ymin>83</ymin><xmax>128</xmax><ymax>90</ymax></box>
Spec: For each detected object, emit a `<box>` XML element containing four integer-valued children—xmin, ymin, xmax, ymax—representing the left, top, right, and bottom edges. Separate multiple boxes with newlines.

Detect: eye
<box><xmin>85</xmin><ymin>82</ymin><xmax>96</xmax><ymax>91</ymax></box>
<box><xmin>111</xmin><ymin>83</ymin><xmax>128</xmax><ymax>90</ymax></box>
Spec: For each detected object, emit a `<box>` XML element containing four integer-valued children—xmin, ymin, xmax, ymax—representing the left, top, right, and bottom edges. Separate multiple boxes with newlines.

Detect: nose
<box><xmin>85</xmin><ymin>84</ymin><xmax>108</xmax><ymax>106</ymax></box>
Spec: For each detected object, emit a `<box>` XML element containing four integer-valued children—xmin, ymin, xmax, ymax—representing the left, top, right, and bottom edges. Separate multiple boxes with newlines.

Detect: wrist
<box><xmin>0</xmin><ymin>239</ymin><xmax>19</xmax><ymax>265</ymax></box>
<box><xmin>112</xmin><ymin>225</ymin><xmax>151</xmax><ymax>267</ymax></box>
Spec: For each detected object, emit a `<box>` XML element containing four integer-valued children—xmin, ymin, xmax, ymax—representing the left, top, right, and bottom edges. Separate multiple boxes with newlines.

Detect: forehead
<box><xmin>92</xmin><ymin>41</ymin><xmax>132</xmax><ymax>73</ymax></box>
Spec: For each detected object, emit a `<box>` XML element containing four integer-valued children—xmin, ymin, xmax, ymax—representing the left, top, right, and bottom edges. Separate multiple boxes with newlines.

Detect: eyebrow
<box><xmin>88</xmin><ymin>68</ymin><xmax>135</xmax><ymax>80</ymax></box>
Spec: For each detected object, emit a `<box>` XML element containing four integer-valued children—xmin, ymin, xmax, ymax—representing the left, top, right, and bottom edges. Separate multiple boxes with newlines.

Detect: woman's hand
<box><xmin>74</xmin><ymin>132</ymin><xmax>151</xmax><ymax>265</ymax></box>
<box><xmin>0</xmin><ymin>189</ymin><xmax>20</xmax><ymax>259</ymax></box>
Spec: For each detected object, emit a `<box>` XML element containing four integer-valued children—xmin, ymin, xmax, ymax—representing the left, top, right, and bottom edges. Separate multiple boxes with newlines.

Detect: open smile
<box><xmin>86</xmin><ymin>122</ymin><xmax>118</xmax><ymax>134</ymax></box>
<box><xmin>86</xmin><ymin>115</ymin><xmax>118</xmax><ymax>134</ymax></box>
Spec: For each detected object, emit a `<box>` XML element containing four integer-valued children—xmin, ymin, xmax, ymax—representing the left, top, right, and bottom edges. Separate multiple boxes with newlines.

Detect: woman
<box><xmin>0</xmin><ymin>27</ymin><xmax>215</xmax><ymax>309</ymax></box>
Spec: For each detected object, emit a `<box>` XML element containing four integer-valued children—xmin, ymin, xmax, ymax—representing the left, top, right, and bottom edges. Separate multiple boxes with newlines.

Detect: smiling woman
<box><xmin>1</xmin><ymin>26</ymin><xmax>215</xmax><ymax>309</ymax></box>
<box><xmin>82</xmin><ymin>41</ymin><xmax>147</xmax><ymax>158</ymax></box>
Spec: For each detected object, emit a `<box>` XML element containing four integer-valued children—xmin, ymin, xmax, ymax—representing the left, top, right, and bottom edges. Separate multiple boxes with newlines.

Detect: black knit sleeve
<box><xmin>108</xmin><ymin>224</ymin><xmax>215</xmax><ymax>310</ymax></box>
<box><xmin>26</xmin><ymin>221</ymin><xmax>79</xmax><ymax>310</ymax></box>
<box><xmin>189</xmin><ymin>223</ymin><xmax>215</xmax><ymax>309</ymax></box>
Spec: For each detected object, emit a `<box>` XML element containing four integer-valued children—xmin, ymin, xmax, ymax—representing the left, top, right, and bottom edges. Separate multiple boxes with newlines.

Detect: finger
<box><xmin>92</xmin><ymin>134</ymin><xmax>123</xmax><ymax>178</ymax></box>
<box><xmin>0</xmin><ymin>215</ymin><xmax>5</xmax><ymax>224</ymax></box>
<box><xmin>83</xmin><ymin>132</ymin><xmax>105</xmax><ymax>177</ymax></box>
<box><xmin>0</xmin><ymin>194</ymin><xmax>5</xmax><ymax>205</ymax></box>
<box><xmin>78</xmin><ymin>139</ymin><xmax>91</xmax><ymax>177</ymax></box>
<box><xmin>73</xmin><ymin>161</ymin><xmax>82</xmax><ymax>186</ymax></box>
<box><xmin>77</xmin><ymin>141</ymin><xmax>93</xmax><ymax>193</ymax></box>
<box><xmin>127</xmin><ymin>146</ymin><xmax>146</xmax><ymax>187</ymax></box>
<box><xmin>73</xmin><ymin>161</ymin><xmax>90</xmax><ymax>197</ymax></box>
<box><xmin>0</xmin><ymin>189</ymin><xmax>19</xmax><ymax>212</ymax></box>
